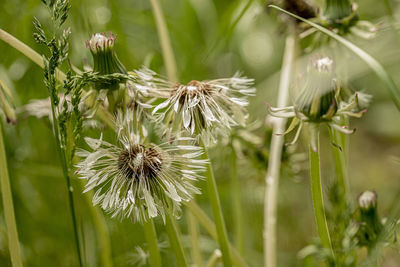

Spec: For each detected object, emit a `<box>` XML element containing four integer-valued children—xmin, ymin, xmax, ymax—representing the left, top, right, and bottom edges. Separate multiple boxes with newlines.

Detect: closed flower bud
<box><xmin>356</xmin><ymin>190</ymin><xmax>383</xmax><ymax>247</ymax></box>
<box><xmin>295</xmin><ymin>56</ymin><xmax>338</xmax><ymax>122</ymax></box>
<box><xmin>86</xmin><ymin>32</ymin><xmax>127</xmax><ymax>90</ymax></box>
<box><xmin>323</xmin><ymin>0</ymin><xmax>352</xmax><ymax>22</ymax></box>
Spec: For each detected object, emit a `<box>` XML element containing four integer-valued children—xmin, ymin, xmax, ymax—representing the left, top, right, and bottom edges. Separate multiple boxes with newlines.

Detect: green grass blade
<box><xmin>269</xmin><ymin>5</ymin><xmax>400</xmax><ymax>111</ymax></box>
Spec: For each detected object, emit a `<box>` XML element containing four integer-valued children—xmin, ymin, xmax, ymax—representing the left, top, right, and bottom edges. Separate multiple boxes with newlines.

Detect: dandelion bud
<box><xmin>358</xmin><ymin>190</ymin><xmax>377</xmax><ymax>211</ymax></box>
<box><xmin>323</xmin><ymin>0</ymin><xmax>352</xmax><ymax>23</ymax></box>
<box><xmin>0</xmin><ymin>80</ymin><xmax>17</xmax><ymax>125</ymax></box>
<box><xmin>295</xmin><ymin>56</ymin><xmax>338</xmax><ymax>122</ymax></box>
<box><xmin>86</xmin><ymin>32</ymin><xmax>127</xmax><ymax>90</ymax></box>
<box><xmin>356</xmin><ymin>190</ymin><xmax>383</xmax><ymax>247</ymax></box>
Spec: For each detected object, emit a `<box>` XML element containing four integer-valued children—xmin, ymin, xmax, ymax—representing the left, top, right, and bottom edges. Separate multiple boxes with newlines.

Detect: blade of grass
<box><xmin>268</xmin><ymin>5</ymin><xmax>400</xmax><ymax>111</ymax></box>
<box><xmin>149</xmin><ymin>0</ymin><xmax>178</xmax><ymax>82</ymax></box>
<box><xmin>264</xmin><ymin>33</ymin><xmax>296</xmax><ymax>267</ymax></box>
<box><xmin>0</xmin><ymin>121</ymin><xmax>23</xmax><ymax>267</ymax></box>
<box><xmin>230</xmin><ymin>145</ymin><xmax>244</xmax><ymax>255</ymax></box>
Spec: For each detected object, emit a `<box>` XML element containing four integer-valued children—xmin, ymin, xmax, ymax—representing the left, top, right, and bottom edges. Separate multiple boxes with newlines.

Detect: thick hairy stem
<box><xmin>264</xmin><ymin>34</ymin><xmax>296</xmax><ymax>267</ymax></box>
<box><xmin>0</xmin><ymin>121</ymin><xmax>23</xmax><ymax>267</ymax></box>
<box><xmin>309</xmin><ymin>125</ymin><xmax>334</xmax><ymax>257</ymax></box>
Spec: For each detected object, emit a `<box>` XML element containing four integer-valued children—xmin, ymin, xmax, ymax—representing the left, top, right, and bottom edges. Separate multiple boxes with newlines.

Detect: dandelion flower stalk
<box><xmin>143</xmin><ymin>219</ymin><xmax>162</xmax><ymax>267</ymax></box>
<box><xmin>165</xmin><ymin>211</ymin><xmax>188</xmax><ymax>266</ymax></box>
<box><xmin>0</xmin><ymin>121</ymin><xmax>23</xmax><ymax>267</ymax></box>
<box><xmin>201</xmin><ymin>145</ymin><xmax>232</xmax><ymax>267</ymax></box>
<box><xmin>187</xmin><ymin>212</ymin><xmax>202</xmax><ymax>266</ymax></box>
<box><xmin>264</xmin><ymin>33</ymin><xmax>296</xmax><ymax>267</ymax></box>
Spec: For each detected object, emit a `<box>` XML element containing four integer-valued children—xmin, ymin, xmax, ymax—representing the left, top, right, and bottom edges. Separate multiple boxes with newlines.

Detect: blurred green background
<box><xmin>1</xmin><ymin>0</ymin><xmax>400</xmax><ymax>266</ymax></box>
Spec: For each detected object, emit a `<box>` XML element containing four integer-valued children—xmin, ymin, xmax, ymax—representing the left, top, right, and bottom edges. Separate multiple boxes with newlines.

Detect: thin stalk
<box><xmin>81</xmin><ymin>184</ymin><xmax>113</xmax><ymax>267</ymax></box>
<box><xmin>185</xmin><ymin>201</ymin><xmax>248</xmax><ymax>267</ymax></box>
<box><xmin>187</xmin><ymin>212</ymin><xmax>202</xmax><ymax>266</ymax></box>
<box><xmin>205</xmin><ymin>249</ymin><xmax>221</xmax><ymax>267</ymax></box>
<box><xmin>143</xmin><ymin>219</ymin><xmax>162</xmax><ymax>267</ymax></box>
<box><xmin>264</xmin><ymin>34</ymin><xmax>296</xmax><ymax>267</ymax></box>
<box><xmin>47</xmin><ymin>83</ymin><xmax>83</xmax><ymax>266</ymax></box>
<box><xmin>149</xmin><ymin>0</ymin><xmax>178</xmax><ymax>82</ymax></box>
<box><xmin>201</xmin><ymin>146</ymin><xmax>232</xmax><ymax>267</ymax></box>
<box><xmin>230</xmin><ymin>145</ymin><xmax>244</xmax><ymax>255</ymax></box>
<box><xmin>309</xmin><ymin>125</ymin><xmax>333</xmax><ymax>256</ymax></box>
<box><xmin>0</xmin><ymin>121</ymin><xmax>23</xmax><ymax>267</ymax></box>
<box><xmin>165</xmin><ymin>211</ymin><xmax>188</xmax><ymax>267</ymax></box>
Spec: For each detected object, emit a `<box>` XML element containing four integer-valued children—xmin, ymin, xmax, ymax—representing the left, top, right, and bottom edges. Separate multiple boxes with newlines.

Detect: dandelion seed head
<box><xmin>117</xmin><ymin>144</ymin><xmax>163</xmax><ymax>181</ymax></box>
<box><xmin>76</xmin><ymin>110</ymin><xmax>206</xmax><ymax>223</ymax></box>
<box><xmin>142</xmin><ymin>68</ymin><xmax>256</xmax><ymax>142</ymax></box>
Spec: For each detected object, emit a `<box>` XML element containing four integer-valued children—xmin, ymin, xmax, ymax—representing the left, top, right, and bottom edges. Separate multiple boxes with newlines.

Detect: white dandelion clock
<box><xmin>76</xmin><ymin>110</ymin><xmax>207</xmax><ymax>223</ymax></box>
<box><xmin>135</xmin><ymin>68</ymin><xmax>256</xmax><ymax>142</ymax></box>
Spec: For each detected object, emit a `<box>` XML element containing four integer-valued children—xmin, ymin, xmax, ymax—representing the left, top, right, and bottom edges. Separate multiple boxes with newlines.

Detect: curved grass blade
<box><xmin>268</xmin><ymin>5</ymin><xmax>400</xmax><ymax>112</ymax></box>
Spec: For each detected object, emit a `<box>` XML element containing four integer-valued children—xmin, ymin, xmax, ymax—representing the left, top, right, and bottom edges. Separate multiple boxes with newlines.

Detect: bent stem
<box><xmin>165</xmin><ymin>211</ymin><xmax>188</xmax><ymax>267</ymax></box>
<box><xmin>185</xmin><ymin>201</ymin><xmax>248</xmax><ymax>267</ymax></box>
<box><xmin>0</xmin><ymin>121</ymin><xmax>23</xmax><ymax>267</ymax></box>
<box><xmin>309</xmin><ymin>125</ymin><xmax>334</xmax><ymax>257</ymax></box>
<box><xmin>143</xmin><ymin>219</ymin><xmax>162</xmax><ymax>267</ymax></box>
<box><xmin>201</xmin><ymin>145</ymin><xmax>232</xmax><ymax>267</ymax></box>
<box><xmin>264</xmin><ymin>33</ymin><xmax>296</xmax><ymax>267</ymax></box>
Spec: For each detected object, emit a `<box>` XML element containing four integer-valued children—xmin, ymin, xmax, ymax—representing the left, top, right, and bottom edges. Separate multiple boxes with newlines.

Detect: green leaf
<box><xmin>269</xmin><ymin>5</ymin><xmax>400</xmax><ymax>112</ymax></box>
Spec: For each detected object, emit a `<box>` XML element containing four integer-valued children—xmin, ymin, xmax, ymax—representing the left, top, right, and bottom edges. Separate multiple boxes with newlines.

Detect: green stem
<box><xmin>48</xmin><ymin>90</ymin><xmax>82</xmax><ymax>266</ymax></box>
<box><xmin>329</xmin><ymin>122</ymin><xmax>349</xmax><ymax>202</ymax></box>
<box><xmin>143</xmin><ymin>219</ymin><xmax>162</xmax><ymax>267</ymax></box>
<box><xmin>149</xmin><ymin>0</ymin><xmax>178</xmax><ymax>82</ymax></box>
<box><xmin>309</xmin><ymin>125</ymin><xmax>333</xmax><ymax>257</ymax></box>
<box><xmin>0</xmin><ymin>121</ymin><xmax>23</xmax><ymax>267</ymax></box>
<box><xmin>200</xmin><ymin>145</ymin><xmax>232</xmax><ymax>267</ymax></box>
<box><xmin>165</xmin><ymin>211</ymin><xmax>188</xmax><ymax>267</ymax></box>
<box><xmin>186</xmin><ymin>201</ymin><xmax>248</xmax><ymax>267</ymax></box>
<box><xmin>82</xmin><ymin>184</ymin><xmax>113</xmax><ymax>267</ymax></box>
<box><xmin>187</xmin><ymin>212</ymin><xmax>202</xmax><ymax>266</ymax></box>
<box><xmin>264</xmin><ymin>33</ymin><xmax>296</xmax><ymax>267</ymax></box>
<box><xmin>230</xmin><ymin>145</ymin><xmax>244</xmax><ymax>255</ymax></box>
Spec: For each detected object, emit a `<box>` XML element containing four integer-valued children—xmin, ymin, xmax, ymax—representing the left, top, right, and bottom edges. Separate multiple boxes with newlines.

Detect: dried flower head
<box><xmin>267</xmin><ymin>56</ymin><xmax>368</xmax><ymax>151</ymax></box>
<box><xmin>76</xmin><ymin>110</ymin><xmax>207</xmax><ymax>223</ymax></box>
<box><xmin>136</xmin><ymin>68</ymin><xmax>255</xmax><ymax>142</ymax></box>
<box><xmin>86</xmin><ymin>32</ymin><xmax>127</xmax><ymax>90</ymax></box>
